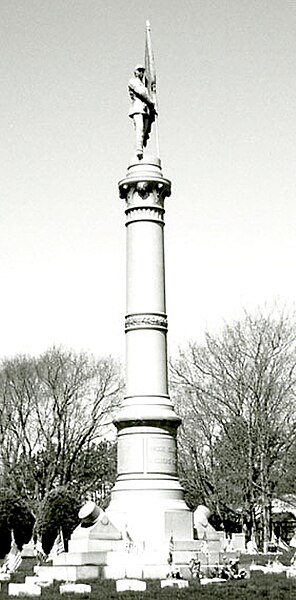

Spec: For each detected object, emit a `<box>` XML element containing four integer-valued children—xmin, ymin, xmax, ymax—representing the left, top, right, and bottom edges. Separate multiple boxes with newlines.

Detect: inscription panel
<box><xmin>146</xmin><ymin>437</ymin><xmax>177</xmax><ymax>475</ymax></box>
<box><xmin>117</xmin><ymin>435</ymin><xmax>144</xmax><ymax>474</ymax></box>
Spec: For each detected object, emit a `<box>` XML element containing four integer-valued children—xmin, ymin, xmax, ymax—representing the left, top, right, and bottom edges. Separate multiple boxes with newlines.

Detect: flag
<box><xmin>123</xmin><ymin>526</ymin><xmax>133</xmax><ymax>553</ymax></box>
<box><xmin>144</xmin><ymin>20</ymin><xmax>157</xmax><ymax>101</ymax></box>
<box><xmin>34</xmin><ymin>536</ymin><xmax>47</xmax><ymax>562</ymax></box>
<box><xmin>55</xmin><ymin>529</ymin><xmax>65</xmax><ymax>555</ymax></box>
<box><xmin>168</xmin><ymin>534</ymin><xmax>174</xmax><ymax>565</ymax></box>
<box><xmin>143</xmin><ymin>20</ymin><xmax>159</xmax><ymax>154</ymax></box>
<box><xmin>201</xmin><ymin>539</ymin><xmax>209</xmax><ymax>556</ymax></box>
<box><xmin>47</xmin><ymin>529</ymin><xmax>64</xmax><ymax>560</ymax></box>
<box><xmin>270</xmin><ymin>530</ymin><xmax>277</xmax><ymax>545</ymax></box>
<box><xmin>2</xmin><ymin>534</ymin><xmax>22</xmax><ymax>574</ymax></box>
<box><xmin>278</xmin><ymin>537</ymin><xmax>290</xmax><ymax>552</ymax></box>
<box><xmin>6</xmin><ymin>551</ymin><xmax>22</xmax><ymax>573</ymax></box>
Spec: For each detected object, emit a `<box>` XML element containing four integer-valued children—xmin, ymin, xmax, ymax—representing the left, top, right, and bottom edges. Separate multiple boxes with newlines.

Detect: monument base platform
<box><xmin>37</xmin><ymin>504</ymin><xmax>226</xmax><ymax>581</ymax></box>
<box><xmin>35</xmin><ymin>539</ymin><xmax>228</xmax><ymax>581</ymax></box>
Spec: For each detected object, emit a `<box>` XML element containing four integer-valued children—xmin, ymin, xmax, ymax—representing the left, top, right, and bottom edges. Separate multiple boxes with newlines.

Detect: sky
<box><xmin>1</xmin><ymin>0</ymin><xmax>296</xmax><ymax>361</ymax></box>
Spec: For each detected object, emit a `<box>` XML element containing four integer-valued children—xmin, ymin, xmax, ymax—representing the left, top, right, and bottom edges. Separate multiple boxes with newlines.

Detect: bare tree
<box><xmin>0</xmin><ymin>348</ymin><xmax>123</xmax><ymax>503</ymax></box>
<box><xmin>170</xmin><ymin>308</ymin><xmax>296</xmax><ymax>548</ymax></box>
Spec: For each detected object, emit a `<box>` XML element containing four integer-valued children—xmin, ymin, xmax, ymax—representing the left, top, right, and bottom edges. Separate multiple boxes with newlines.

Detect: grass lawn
<box><xmin>2</xmin><ymin>560</ymin><xmax>296</xmax><ymax>600</ymax></box>
<box><xmin>43</xmin><ymin>575</ymin><xmax>296</xmax><ymax>599</ymax></box>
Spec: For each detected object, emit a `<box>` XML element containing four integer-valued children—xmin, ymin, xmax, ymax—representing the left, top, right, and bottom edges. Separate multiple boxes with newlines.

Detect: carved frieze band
<box><xmin>125</xmin><ymin>312</ymin><xmax>168</xmax><ymax>332</ymax></box>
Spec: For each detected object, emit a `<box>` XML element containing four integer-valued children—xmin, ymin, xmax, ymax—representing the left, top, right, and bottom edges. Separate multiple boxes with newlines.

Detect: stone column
<box><xmin>107</xmin><ymin>157</ymin><xmax>193</xmax><ymax>548</ymax></box>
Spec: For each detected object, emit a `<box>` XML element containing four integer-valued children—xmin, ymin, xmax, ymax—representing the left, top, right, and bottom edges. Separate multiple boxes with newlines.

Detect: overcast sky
<box><xmin>1</xmin><ymin>0</ymin><xmax>296</xmax><ymax>360</ymax></box>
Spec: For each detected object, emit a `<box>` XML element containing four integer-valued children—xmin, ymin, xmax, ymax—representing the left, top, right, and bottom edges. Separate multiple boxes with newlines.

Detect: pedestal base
<box><xmin>106</xmin><ymin>497</ymin><xmax>193</xmax><ymax>548</ymax></box>
<box><xmin>35</xmin><ymin>533</ymin><xmax>227</xmax><ymax>582</ymax></box>
<box><xmin>37</xmin><ymin>542</ymin><xmax>204</xmax><ymax>581</ymax></box>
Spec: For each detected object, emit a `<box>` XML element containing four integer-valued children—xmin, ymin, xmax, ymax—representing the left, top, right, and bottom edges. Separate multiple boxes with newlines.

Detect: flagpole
<box><xmin>155</xmin><ymin>112</ymin><xmax>160</xmax><ymax>159</ymax></box>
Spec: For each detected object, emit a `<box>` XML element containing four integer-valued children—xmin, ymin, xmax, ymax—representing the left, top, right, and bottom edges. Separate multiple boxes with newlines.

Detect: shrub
<box><xmin>0</xmin><ymin>488</ymin><xmax>34</xmax><ymax>557</ymax></box>
<box><xmin>37</xmin><ymin>485</ymin><xmax>81</xmax><ymax>555</ymax></box>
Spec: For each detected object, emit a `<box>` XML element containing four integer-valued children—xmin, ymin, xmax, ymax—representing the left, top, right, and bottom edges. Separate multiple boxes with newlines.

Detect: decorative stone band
<box><xmin>125</xmin><ymin>205</ymin><xmax>164</xmax><ymax>225</ymax></box>
<box><xmin>125</xmin><ymin>312</ymin><xmax>168</xmax><ymax>332</ymax></box>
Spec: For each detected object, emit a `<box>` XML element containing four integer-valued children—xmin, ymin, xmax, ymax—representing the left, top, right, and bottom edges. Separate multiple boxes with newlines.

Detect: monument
<box><xmin>106</xmin><ymin>20</ymin><xmax>194</xmax><ymax>560</ymax></box>
<box><xmin>36</xmin><ymin>22</ymin><xmax>205</xmax><ymax>582</ymax></box>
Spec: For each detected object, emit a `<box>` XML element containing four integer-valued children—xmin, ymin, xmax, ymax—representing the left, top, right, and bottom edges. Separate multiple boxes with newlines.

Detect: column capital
<box><xmin>118</xmin><ymin>157</ymin><xmax>171</xmax><ymax>206</ymax></box>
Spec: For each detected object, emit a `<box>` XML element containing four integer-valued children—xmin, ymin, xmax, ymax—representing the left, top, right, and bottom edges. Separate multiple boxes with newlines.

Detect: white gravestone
<box><xmin>60</xmin><ymin>583</ymin><xmax>92</xmax><ymax>594</ymax></box>
<box><xmin>116</xmin><ymin>579</ymin><xmax>146</xmax><ymax>592</ymax></box>
<box><xmin>8</xmin><ymin>583</ymin><xmax>41</xmax><ymax>596</ymax></box>
<box><xmin>160</xmin><ymin>579</ymin><xmax>189</xmax><ymax>589</ymax></box>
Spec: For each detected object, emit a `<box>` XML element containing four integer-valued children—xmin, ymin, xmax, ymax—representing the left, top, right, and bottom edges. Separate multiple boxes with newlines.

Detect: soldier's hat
<box><xmin>134</xmin><ymin>64</ymin><xmax>145</xmax><ymax>72</ymax></box>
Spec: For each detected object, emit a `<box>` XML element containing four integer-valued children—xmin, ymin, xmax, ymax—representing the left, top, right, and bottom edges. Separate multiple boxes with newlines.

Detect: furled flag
<box><xmin>124</xmin><ymin>526</ymin><xmax>133</xmax><ymax>553</ymax></box>
<box><xmin>34</xmin><ymin>535</ymin><xmax>47</xmax><ymax>563</ymax></box>
<box><xmin>145</xmin><ymin>20</ymin><xmax>157</xmax><ymax>102</ymax></box>
<box><xmin>144</xmin><ymin>20</ymin><xmax>158</xmax><ymax>153</ymax></box>
<box><xmin>47</xmin><ymin>529</ymin><xmax>65</xmax><ymax>560</ymax></box>
<box><xmin>201</xmin><ymin>539</ymin><xmax>209</xmax><ymax>557</ymax></box>
<box><xmin>168</xmin><ymin>534</ymin><xmax>174</xmax><ymax>565</ymax></box>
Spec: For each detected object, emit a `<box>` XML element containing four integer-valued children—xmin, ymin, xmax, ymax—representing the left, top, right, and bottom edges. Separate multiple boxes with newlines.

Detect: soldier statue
<box><xmin>128</xmin><ymin>64</ymin><xmax>156</xmax><ymax>159</ymax></box>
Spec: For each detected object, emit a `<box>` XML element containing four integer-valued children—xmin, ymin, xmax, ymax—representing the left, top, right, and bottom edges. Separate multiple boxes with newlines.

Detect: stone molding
<box><xmin>125</xmin><ymin>205</ymin><xmax>164</xmax><ymax>225</ymax></box>
<box><xmin>125</xmin><ymin>312</ymin><xmax>168</xmax><ymax>332</ymax></box>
